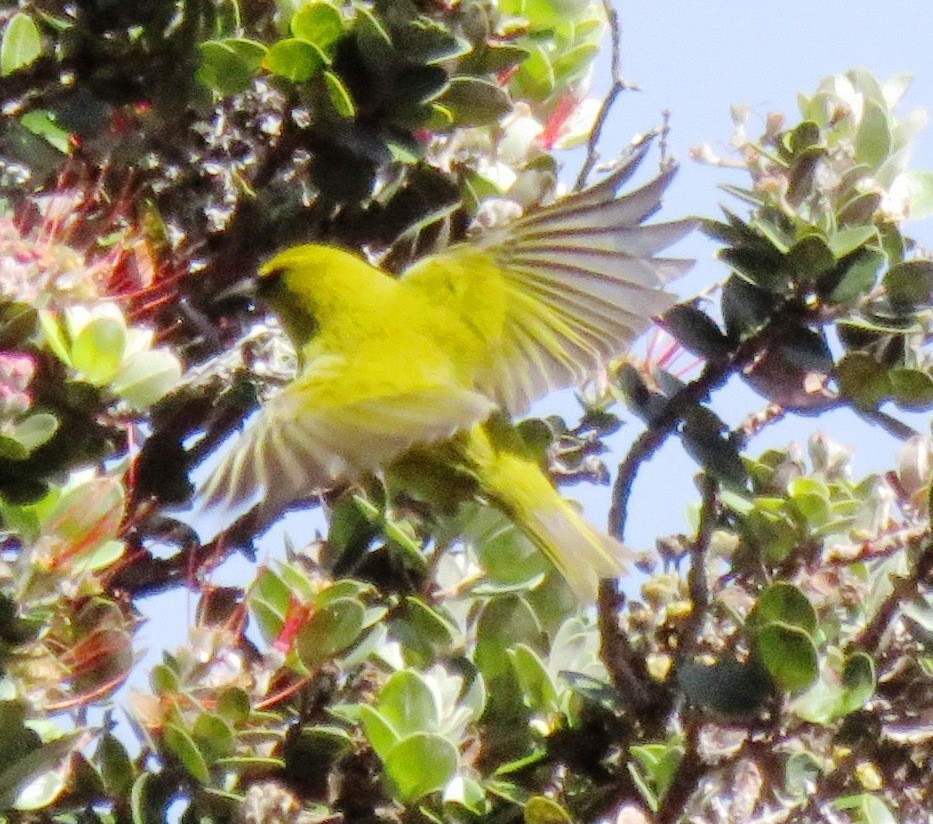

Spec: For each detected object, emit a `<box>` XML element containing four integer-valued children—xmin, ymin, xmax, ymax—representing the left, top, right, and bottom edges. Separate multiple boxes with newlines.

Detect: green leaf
<box><xmin>0</xmin><ymin>734</ymin><xmax>79</xmax><ymax>810</ymax></box>
<box><xmin>395</xmin><ymin>17</ymin><xmax>471</xmax><ymax>65</ymax></box>
<box><xmin>0</xmin><ymin>302</ymin><xmax>37</xmax><ymax>349</ymax></box>
<box><xmin>466</xmin><ymin>43</ymin><xmax>529</xmax><ymax>75</ymax></box>
<box><xmin>786</xmin><ymin>120</ymin><xmax>821</xmax><ymax>153</ymax></box>
<box><xmin>721</xmin><ymin>276</ymin><xmax>774</xmax><ymax>340</ymax></box>
<box><xmin>902</xmin><ymin>169</ymin><xmax>933</xmax><ymax>219</ymax></box>
<box><xmin>511</xmin><ymin>44</ymin><xmax>555</xmax><ymax>101</ymax></box>
<box><xmin>1</xmin><ymin>13</ymin><xmax>42</xmax><ymax>77</ymax></box>
<box><xmin>71</xmin><ymin>316</ymin><xmax>126</xmax><ymax>384</ymax></box>
<box><xmin>111</xmin><ymin>349</ymin><xmax>182</xmax><ymax>409</ymax></box>
<box><xmin>509</xmin><ymin>644</ymin><xmax>559</xmax><ymax>714</ymax></box>
<box><xmin>359</xmin><ymin>706</ymin><xmax>400</xmax><ymax>761</ymax></box>
<box><xmin>295</xmin><ymin>596</ymin><xmax>365</xmax><ymax>668</ymax></box>
<box><xmin>354</xmin><ymin>7</ymin><xmax>394</xmax><ymax>69</ymax></box>
<box><xmin>521</xmin><ymin>0</ymin><xmax>592</xmax><ymax>29</ymax></box>
<box><xmin>264</xmin><ymin>38</ymin><xmax>325</xmax><ymax>82</ymax></box>
<box><xmin>376</xmin><ymin>669</ymin><xmax>440</xmax><ymax>736</ymax></box>
<box><xmin>251</xmin><ymin>567</ymin><xmax>292</xmax><ymax>621</ymax></box>
<box><xmin>436</xmin><ymin>77</ymin><xmax>512</xmax><ymax>128</ymax></box>
<box><xmin>197</xmin><ymin>40</ymin><xmax>265</xmax><ymax>97</ymax></box>
<box><xmin>834</xmin><ymin>794</ymin><xmax>896</xmax><ymax>824</ymax></box>
<box><xmin>192</xmin><ymin>713</ymin><xmax>235</xmax><ymax>761</ymax></box>
<box><xmin>163</xmin><ymin>723</ymin><xmax>210</xmax><ymax>784</ymax></box>
<box><xmin>323</xmin><ymin>70</ymin><xmax>356</xmax><ymax>117</ymax></box>
<box><xmin>827</xmin><ymin>225</ymin><xmax>879</xmax><ymax>259</ymax></box>
<box><xmin>384</xmin><ymin>732</ymin><xmax>458</xmax><ymax>801</ymax></box>
<box><xmin>890</xmin><ymin>368</ymin><xmax>933</xmax><ymax>411</ymax></box>
<box><xmin>827</xmin><ymin>248</ymin><xmax>885</xmax><ymax>304</ymax></box>
<box><xmin>150</xmin><ymin>663</ymin><xmax>179</xmax><ymax>693</ymax></box>
<box><xmin>291</xmin><ymin>2</ymin><xmax>344</xmax><ymax>49</ymax></box>
<box><xmin>678</xmin><ymin>657</ymin><xmax>773</xmax><ymax>719</ymax></box>
<box><xmin>524</xmin><ymin>795</ymin><xmax>574</xmax><ymax>823</ymax></box>
<box><xmin>42</xmin><ymin>476</ymin><xmax>123</xmax><ymax>549</ymax></box>
<box><xmin>883</xmin><ymin>260</ymin><xmax>933</xmax><ymax>310</ymax></box>
<box><xmin>748</xmin><ymin>583</ymin><xmax>817</xmax><ymax>636</ymax></box>
<box><xmin>836</xmin><ymin>353</ymin><xmax>891</xmax><ymax>410</ymax></box>
<box><xmin>681</xmin><ymin>407</ymin><xmax>748</xmax><ymax>486</ymax></box>
<box><xmin>475</xmin><ymin>595</ymin><xmax>543</xmax><ymax>681</ymax></box>
<box><xmin>551</xmin><ymin>42</ymin><xmax>599</xmax><ymax>83</ymax></box>
<box><xmin>392</xmin><ymin>597</ymin><xmax>457</xmax><ymax>667</ymax></box>
<box><xmin>628</xmin><ymin>739</ymin><xmax>684</xmax><ymax>812</ymax></box>
<box><xmin>224</xmin><ymin>37</ymin><xmax>268</xmax><ymax>70</ymax></box>
<box><xmin>130</xmin><ymin>773</ymin><xmax>157</xmax><ymax>824</ymax></box>
<box><xmin>317</xmin><ymin>578</ymin><xmax>373</xmax><ymax>605</ymax></box>
<box><xmin>19</xmin><ymin>110</ymin><xmax>71</xmax><ymax>153</ymax></box>
<box><xmin>37</xmin><ymin>311</ymin><xmax>71</xmax><ymax>365</ymax></box>
<box><xmin>216</xmin><ymin>687</ymin><xmax>250</xmax><ymax>725</ymax></box>
<box><xmin>98</xmin><ymin>734</ymin><xmax>134</xmax><ymax>797</ymax></box>
<box><xmin>466</xmin><ymin>506</ymin><xmax>550</xmax><ymax>587</ymax></box>
<box><xmin>70</xmin><ymin>538</ymin><xmax>125</xmax><ymax>574</ymax></box>
<box><xmin>777</xmin><ymin>329</ymin><xmax>834</xmax><ymax>374</ymax></box>
<box><xmin>9</xmin><ymin>413</ymin><xmax>58</xmax><ymax>455</ymax></box>
<box><xmin>0</xmin><ymin>435</ymin><xmax>27</xmax><ymax>462</ymax></box>
<box><xmin>837</xmin><ymin>191</ymin><xmax>882</xmax><ymax>226</ymax></box>
<box><xmin>662</xmin><ymin>304</ymin><xmax>729</xmax><ymax>360</ymax></box>
<box><xmin>855</xmin><ymin>101</ymin><xmax>891</xmax><ymax>170</ymax></box>
<box><xmin>749</xmin><ymin>216</ymin><xmax>793</xmax><ymax>254</ymax></box>
<box><xmin>840</xmin><ymin>652</ymin><xmax>875</xmax><ymax>714</ymax></box>
<box><xmin>902</xmin><ymin>598</ymin><xmax>933</xmax><ymax>649</ymax></box>
<box><xmin>755</xmin><ymin>622</ymin><xmax>819</xmax><ymax>692</ymax></box>
<box><xmin>785</xmin><ymin>750</ymin><xmax>823</xmax><ymax>798</ymax></box>
<box><xmin>443</xmin><ymin>772</ymin><xmax>486</xmax><ymax>814</ymax></box>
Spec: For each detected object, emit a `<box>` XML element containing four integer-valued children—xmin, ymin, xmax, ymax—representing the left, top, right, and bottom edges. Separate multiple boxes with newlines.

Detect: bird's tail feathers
<box><xmin>515</xmin><ymin>494</ymin><xmax>630</xmax><ymax>603</ymax></box>
<box><xmin>466</xmin><ymin>425</ymin><xmax>630</xmax><ymax>602</ymax></box>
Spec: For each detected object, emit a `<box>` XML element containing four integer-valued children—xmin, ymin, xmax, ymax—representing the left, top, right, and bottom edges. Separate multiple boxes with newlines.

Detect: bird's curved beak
<box><xmin>214</xmin><ymin>275</ymin><xmax>255</xmax><ymax>301</ymax></box>
<box><xmin>212</xmin><ymin>263</ymin><xmax>284</xmax><ymax>306</ymax></box>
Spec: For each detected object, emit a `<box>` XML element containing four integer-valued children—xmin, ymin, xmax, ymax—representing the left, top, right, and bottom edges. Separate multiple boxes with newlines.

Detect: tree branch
<box><xmin>656</xmin><ymin>714</ymin><xmax>705</xmax><ymax>824</ymax></box>
<box><xmin>851</xmin><ymin>404</ymin><xmax>918</xmax><ymax>441</ymax></box>
<box><xmin>111</xmin><ymin>500</ymin><xmax>318</xmax><ymax>598</ymax></box>
<box><xmin>680</xmin><ymin>475</ymin><xmax>717</xmax><ymax>653</ymax></box>
<box><xmin>574</xmin><ymin>1</ymin><xmax>640</xmax><ymax>190</ymax></box>
<box><xmin>855</xmin><ymin>533</ymin><xmax>933</xmax><ymax>653</ymax></box>
<box><xmin>597</xmin><ymin>580</ymin><xmax>666</xmax><ymax>714</ymax></box>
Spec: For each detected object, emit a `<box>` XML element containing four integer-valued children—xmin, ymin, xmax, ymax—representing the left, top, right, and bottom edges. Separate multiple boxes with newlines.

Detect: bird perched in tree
<box><xmin>200</xmin><ymin>134</ymin><xmax>694</xmax><ymax>601</ymax></box>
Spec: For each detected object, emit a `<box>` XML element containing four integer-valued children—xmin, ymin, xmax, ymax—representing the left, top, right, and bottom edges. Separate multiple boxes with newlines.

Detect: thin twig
<box><xmin>856</xmin><ymin>534</ymin><xmax>933</xmax><ymax>652</ymax></box>
<box><xmin>609</xmin><ymin>294</ymin><xmax>813</xmax><ymax>543</ymax></box>
<box><xmin>851</xmin><ymin>404</ymin><xmax>918</xmax><ymax>441</ymax></box>
<box><xmin>574</xmin><ymin>1</ymin><xmax>640</xmax><ymax>190</ymax></box>
<box><xmin>680</xmin><ymin>475</ymin><xmax>717</xmax><ymax>654</ymax></box>
<box><xmin>609</xmin><ymin>353</ymin><xmax>738</xmax><ymax>541</ymax></box>
<box><xmin>111</xmin><ymin>501</ymin><xmax>317</xmax><ymax>597</ymax></box>
<box><xmin>656</xmin><ymin>714</ymin><xmax>705</xmax><ymax>824</ymax></box>
<box><xmin>597</xmin><ymin>581</ymin><xmax>665</xmax><ymax>713</ymax></box>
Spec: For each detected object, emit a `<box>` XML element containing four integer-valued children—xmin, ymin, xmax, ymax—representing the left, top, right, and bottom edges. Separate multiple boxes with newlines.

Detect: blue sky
<box><xmin>137</xmin><ymin>1</ymin><xmax>933</xmax><ymax>672</ymax></box>
<box><xmin>565</xmin><ymin>1</ymin><xmax>933</xmax><ymax>550</ymax></box>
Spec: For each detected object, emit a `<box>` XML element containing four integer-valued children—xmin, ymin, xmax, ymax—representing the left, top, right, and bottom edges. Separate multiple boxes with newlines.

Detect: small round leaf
<box><xmin>295</xmin><ymin>596</ymin><xmax>365</xmax><ymax>668</ymax></box>
<box><xmin>384</xmin><ymin>732</ymin><xmax>458</xmax><ymax>801</ymax></box>
<box><xmin>756</xmin><ymin>622</ymin><xmax>819</xmax><ymax>692</ymax></box>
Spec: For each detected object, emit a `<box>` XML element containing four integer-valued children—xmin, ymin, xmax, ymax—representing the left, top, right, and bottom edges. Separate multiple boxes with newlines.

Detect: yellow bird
<box><xmin>200</xmin><ymin>135</ymin><xmax>694</xmax><ymax>601</ymax></box>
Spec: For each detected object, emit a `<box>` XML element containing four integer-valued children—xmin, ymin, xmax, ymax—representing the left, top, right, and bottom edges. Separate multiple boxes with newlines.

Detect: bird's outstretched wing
<box><xmin>198</xmin><ymin>357</ymin><xmax>495</xmax><ymax>517</ymax></box>
<box><xmin>403</xmin><ymin>133</ymin><xmax>696</xmax><ymax>415</ymax></box>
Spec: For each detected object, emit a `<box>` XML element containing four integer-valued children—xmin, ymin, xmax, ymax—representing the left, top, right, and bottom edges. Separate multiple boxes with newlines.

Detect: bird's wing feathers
<box><xmin>199</xmin><ymin>361</ymin><xmax>495</xmax><ymax>516</ymax></box>
<box><xmin>443</xmin><ymin>134</ymin><xmax>695</xmax><ymax>415</ymax></box>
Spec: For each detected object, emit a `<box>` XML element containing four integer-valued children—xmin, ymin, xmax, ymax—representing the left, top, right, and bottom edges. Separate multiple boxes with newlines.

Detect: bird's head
<box><xmin>255</xmin><ymin>245</ymin><xmax>328</xmax><ymax>350</ymax></box>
